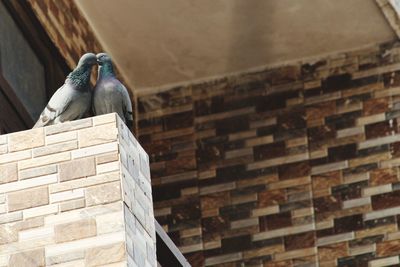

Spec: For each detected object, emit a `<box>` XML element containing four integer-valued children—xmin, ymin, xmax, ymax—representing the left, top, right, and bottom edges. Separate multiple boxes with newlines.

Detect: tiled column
<box><xmin>0</xmin><ymin>113</ymin><xmax>156</xmax><ymax>267</ymax></box>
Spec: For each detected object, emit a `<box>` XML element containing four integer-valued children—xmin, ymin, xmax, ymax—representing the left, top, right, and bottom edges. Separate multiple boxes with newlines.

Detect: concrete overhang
<box><xmin>75</xmin><ymin>0</ymin><xmax>396</xmax><ymax>90</ymax></box>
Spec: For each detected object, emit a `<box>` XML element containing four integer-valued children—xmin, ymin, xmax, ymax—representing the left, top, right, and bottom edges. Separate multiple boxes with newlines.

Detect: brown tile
<box><xmin>390</xmin><ymin>141</ymin><xmax>400</xmax><ymax>157</ymax></box>
<box><xmin>316</xmin><ymin>228</ymin><xmax>335</xmax><ymax>238</ymax></box>
<box><xmin>323</xmin><ymin>73</ymin><xmax>352</xmax><ymax>92</ymax></box>
<box><xmin>261</xmin><ymin>211</ymin><xmax>292</xmax><ymax>231</ymax></box>
<box><xmin>274</xmin><ymin>247</ymin><xmax>316</xmax><ymax>261</ymax></box>
<box><xmin>237</xmin><ymin>175</ymin><xmax>277</xmax><ymax>188</ymax></box>
<box><xmin>328</xmin><ymin>143</ymin><xmax>357</xmax><ymax>161</ymax></box>
<box><xmin>269</xmin><ymin>176</ymin><xmax>311</xmax><ymax>190</ymax></box>
<box><xmin>185</xmin><ymin>252</ymin><xmax>204</xmax><ymax>267</ymax></box>
<box><xmin>293</xmin><ymin>255</ymin><xmax>318</xmax><ymax>267</ymax></box>
<box><xmin>215</xmin><ymin>115</ymin><xmax>249</xmax><ymax>135</ymax></box>
<box><xmin>278</xmin><ymin>161</ymin><xmax>310</xmax><ymax>180</ymax></box>
<box><xmin>365</xmin><ymin>121</ymin><xmax>396</xmax><ymax>139</ymax></box>
<box><xmin>197</xmin><ymin>143</ymin><xmax>224</xmax><ymax>164</ymax></box>
<box><xmin>308</xmin><ymin>125</ymin><xmax>336</xmax><ymax>143</ymax></box>
<box><xmin>243</xmin><ymin>245</ymin><xmax>284</xmax><ymax>259</ymax></box>
<box><xmin>258</xmin><ymin>189</ymin><xmax>286</xmax><ymax>207</ymax></box>
<box><xmin>312</xmin><ymin>171</ymin><xmax>341</xmax><ymax>191</ymax></box>
<box><xmin>384</xmin><ymin>71</ymin><xmax>400</xmax><ymax>87</ymax></box>
<box><xmin>371</xmin><ymin>191</ymin><xmax>400</xmax><ymax>210</ymax></box>
<box><xmin>202</xmin><ymin>216</ymin><xmax>229</xmax><ymax>234</ymax></box>
<box><xmin>356</xmin><ymin>224</ymin><xmax>397</xmax><ymax>239</ymax></box>
<box><xmin>164</xmin><ymin>111</ymin><xmax>194</xmax><ymax>131</ymax></box>
<box><xmin>313</xmin><ymin>195</ymin><xmax>341</xmax><ymax>214</ymax></box>
<box><xmin>200</xmin><ymin>192</ymin><xmax>230</xmax><ymax>210</ymax></box>
<box><xmin>221</xmin><ymin>235</ymin><xmax>252</xmax><ymax>253</ymax></box>
<box><xmin>263</xmin><ymin>260</ymin><xmax>292</xmax><ymax>267</ymax></box>
<box><xmin>364</xmin><ymin>97</ymin><xmax>389</xmax><ymax>116</ymax></box>
<box><xmin>48</xmin><ymin>0</ymin><xmax>59</xmax><ymax>17</ymax></box>
<box><xmin>277</xmin><ymin>108</ymin><xmax>306</xmax><ymax>130</ymax></box>
<box><xmin>172</xmin><ymin>201</ymin><xmax>201</xmax><ymax>222</ymax></box>
<box><xmin>306</xmin><ymin>102</ymin><xmax>336</xmax><ymax>121</ymax></box>
<box><xmin>318</xmin><ymin>242</ymin><xmax>348</xmax><ymax>262</ymax></box>
<box><xmin>253</xmin><ymin>141</ymin><xmax>286</xmax><ymax>161</ymax></box>
<box><xmin>222</xmin><ymin>225</ymin><xmax>259</xmax><ymax>239</ymax></box>
<box><xmin>165</xmin><ymin>156</ymin><xmax>196</xmax><ymax>175</ymax></box>
<box><xmin>334</xmin><ymin>214</ymin><xmax>363</xmax><ymax>234</ymax></box>
<box><xmin>376</xmin><ymin>239</ymin><xmax>400</xmax><ymax>257</ymax></box>
<box><xmin>144</xmin><ymin>139</ymin><xmax>172</xmax><ymax>155</ymax></box>
<box><xmin>256</xmin><ymin>94</ymin><xmax>287</xmax><ymax>112</ymax></box>
<box><xmin>370</xmin><ymin>168</ymin><xmax>397</xmax><ymax>186</ymax></box>
<box><xmin>284</xmin><ymin>231</ymin><xmax>315</xmax><ymax>250</ymax></box>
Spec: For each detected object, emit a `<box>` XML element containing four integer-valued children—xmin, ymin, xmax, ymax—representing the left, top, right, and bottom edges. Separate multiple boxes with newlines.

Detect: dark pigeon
<box><xmin>92</xmin><ymin>53</ymin><xmax>133</xmax><ymax>128</ymax></box>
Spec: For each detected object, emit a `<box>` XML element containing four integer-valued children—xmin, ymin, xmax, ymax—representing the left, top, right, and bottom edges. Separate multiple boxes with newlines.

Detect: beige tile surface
<box><xmin>0</xmin><ymin>115</ymin><xmax>156</xmax><ymax>267</ymax></box>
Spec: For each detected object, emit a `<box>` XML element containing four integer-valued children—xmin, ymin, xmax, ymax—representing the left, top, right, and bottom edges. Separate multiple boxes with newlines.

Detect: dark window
<box><xmin>0</xmin><ymin>0</ymin><xmax>69</xmax><ymax>133</ymax></box>
<box><xmin>0</xmin><ymin>1</ymin><xmax>46</xmax><ymax>120</ymax></box>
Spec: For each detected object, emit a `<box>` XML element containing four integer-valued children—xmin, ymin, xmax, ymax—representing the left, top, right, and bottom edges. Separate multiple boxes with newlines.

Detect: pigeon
<box><xmin>33</xmin><ymin>53</ymin><xmax>97</xmax><ymax>128</ymax></box>
<box><xmin>92</xmin><ymin>53</ymin><xmax>133</xmax><ymax>128</ymax></box>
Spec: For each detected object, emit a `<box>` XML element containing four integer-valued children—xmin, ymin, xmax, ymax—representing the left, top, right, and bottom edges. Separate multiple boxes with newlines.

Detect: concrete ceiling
<box><xmin>75</xmin><ymin>0</ymin><xmax>396</xmax><ymax>90</ymax></box>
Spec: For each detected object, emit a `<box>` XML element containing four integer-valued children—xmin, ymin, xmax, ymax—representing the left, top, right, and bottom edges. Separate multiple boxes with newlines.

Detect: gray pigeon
<box><xmin>33</xmin><ymin>53</ymin><xmax>97</xmax><ymax>128</ymax></box>
<box><xmin>93</xmin><ymin>53</ymin><xmax>133</xmax><ymax>128</ymax></box>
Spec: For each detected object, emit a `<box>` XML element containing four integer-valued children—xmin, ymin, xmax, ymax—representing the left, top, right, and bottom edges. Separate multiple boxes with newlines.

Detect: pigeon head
<box><xmin>96</xmin><ymin>53</ymin><xmax>112</xmax><ymax>66</ymax></box>
<box><xmin>77</xmin><ymin>53</ymin><xmax>97</xmax><ymax>68</ymax></box>
<box><xmin>96</xmin><ymin>53</ymin><xmax>115</xmax><ymax>78</ymax></box>
<box><xmin>66</xmin><ymin>53</ymin><xmax>97</xmax><ymax>90</ymax></box>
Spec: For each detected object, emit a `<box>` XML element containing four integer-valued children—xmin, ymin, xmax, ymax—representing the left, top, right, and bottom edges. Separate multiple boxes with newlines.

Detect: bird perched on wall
<box><xmin>33</xmin><ymin>53</ymin><xmax>97</xmax><ymax>128</ymax></box>
<box><xmin>92</xmin><ymin>53</ymin><xmax>133</xmax><ymax>128</ymax></box>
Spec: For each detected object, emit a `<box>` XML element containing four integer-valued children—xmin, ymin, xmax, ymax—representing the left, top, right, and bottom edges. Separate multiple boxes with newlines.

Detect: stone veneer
<box><xmin>137</xmin><ymin>40</ymin><xmax>400</xmax><ymax>266</ymax></box>
<box><xmin>0</xmin><ymin>113</ymin><xmax>156</xmax><ymax>267</ymax></box>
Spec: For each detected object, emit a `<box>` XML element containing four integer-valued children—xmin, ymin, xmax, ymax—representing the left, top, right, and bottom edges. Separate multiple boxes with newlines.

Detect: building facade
<box><xmin>138</xmin><ymin>40</ymin><xmax>400</xmax><ymax>266</ymax></box>
<box><xmin>3</xmin><ymin>0</ymin><xmax>400</xmax><ymax>266</ymax></box>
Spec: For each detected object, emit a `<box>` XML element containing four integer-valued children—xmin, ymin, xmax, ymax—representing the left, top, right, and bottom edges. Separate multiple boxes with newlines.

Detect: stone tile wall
<box><xmin>137</xmin><ymin>40</ymin><xmax>400</xmax><ymax>266</ymax></box>
<box><xmin>0</xmin><ymin>113</ymin><xmax>156</xmax><ymax>267</ymax></box>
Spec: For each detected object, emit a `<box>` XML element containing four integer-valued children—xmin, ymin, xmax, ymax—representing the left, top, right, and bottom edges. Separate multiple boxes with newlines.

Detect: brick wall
<box><xmin>137</xmin><ymin>40</ymin><xmax>400</xmax><ymax>266</ymax></box>
<box><xmin>27</xmin><ymin>0</ymin><xmax>103</xmax><ymax>70</ymax></box>
<box><xmin>0</xmin><ymin>114</ymin><xmax>156</xmax><ymax>266</ymax></box>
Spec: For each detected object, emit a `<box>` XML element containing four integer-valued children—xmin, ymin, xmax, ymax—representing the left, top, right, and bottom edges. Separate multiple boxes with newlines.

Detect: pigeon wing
<box><xmin>33</xmin><ymin>84</ymin><xmax>73</xmax><ymax>128</ymax></box>
<box><xmin>119</xmin><ymin>82</ymin><xmax>133</xmax><ymax>128</ymax></box>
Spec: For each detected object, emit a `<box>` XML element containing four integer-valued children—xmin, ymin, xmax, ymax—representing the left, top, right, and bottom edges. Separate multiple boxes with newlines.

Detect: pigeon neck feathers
<box><xmin>98</xmin><ymin>63</ymin><xmax>115</xmax><ymax>80</ymax></box>
<box><xmin>66</xmin><ymin>64</ymin><xmax>92</xmax><ymax>90</ymax></box>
